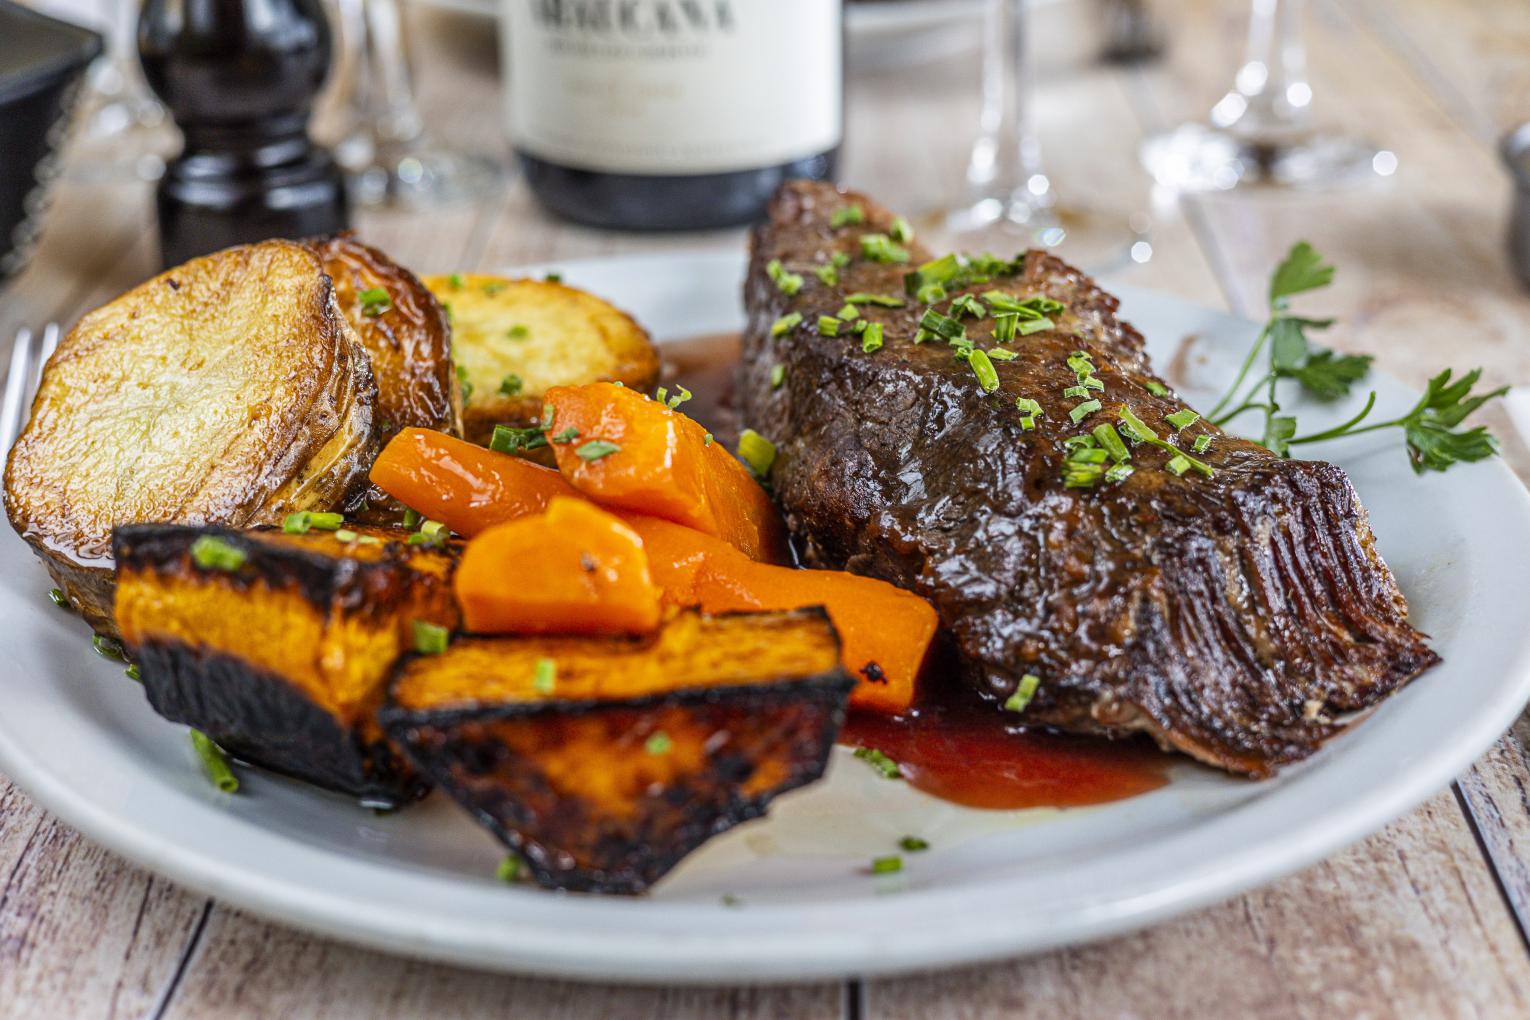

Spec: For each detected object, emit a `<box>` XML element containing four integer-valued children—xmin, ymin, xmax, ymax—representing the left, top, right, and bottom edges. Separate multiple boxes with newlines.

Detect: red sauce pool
<box><xmin>666</xmin><ymin>333</ymin><xmax>1174</xmax><ymax>811</ymax></box>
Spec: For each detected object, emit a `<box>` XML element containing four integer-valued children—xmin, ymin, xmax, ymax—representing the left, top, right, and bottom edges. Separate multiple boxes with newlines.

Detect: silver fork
<box><xmin>1</xmin><ymin>323</ymin><xmax>61</xmax><ymax>456</ymax></box>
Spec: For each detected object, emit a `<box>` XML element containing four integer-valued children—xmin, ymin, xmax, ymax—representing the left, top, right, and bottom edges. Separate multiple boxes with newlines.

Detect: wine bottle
<box><xmin>502</xmin><ymin>0</ymin><xmax>843</xmax><ymax>231</ymax></box>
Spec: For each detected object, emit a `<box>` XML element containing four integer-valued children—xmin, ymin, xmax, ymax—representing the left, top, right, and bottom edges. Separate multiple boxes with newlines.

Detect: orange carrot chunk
<box><xmin>622</xmin><ymin>515</ymin><xmax>936</xmax><ymax>714</ymax></box>
<box><xmin>544</xmin><ymin>383</ymin><xmax>790</xmax><ymax>564</ymax></box>
<box><xmin>456</xmin><ymin>499</ymin><xmax>663</xmax><ymax>636</ymax></box>
<box><xmin>370</xmin><ymin>428</ymin><xmax>583</xmax><ymax>537</ymax></box>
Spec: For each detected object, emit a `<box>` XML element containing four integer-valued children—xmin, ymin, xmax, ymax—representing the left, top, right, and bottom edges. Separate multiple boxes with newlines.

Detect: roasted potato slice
<box><xmin>383</xmin><ymin>608</ymin><xmax>853</xmax><ymax>893</ymax></box>
<box><xmin>114</xmin><ymin>522</ymin><xmax>460</xmax><ymax>806</ymax></box>
<box><xmin>4</xmin><ymin>240</ymin><xmax>377</xmax><ymax>637</ymax></box>
<box><xmin>419</xmin><ymin>274</ymin><xmax>659</xmax><ymax>447</ymax></box>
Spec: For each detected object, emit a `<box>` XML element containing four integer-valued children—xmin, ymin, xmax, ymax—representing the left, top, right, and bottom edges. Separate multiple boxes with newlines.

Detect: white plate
<box><xmin>3</xmin><ymin>251</ymin><xmax>1530</xmax><ymax>984</ymax></box>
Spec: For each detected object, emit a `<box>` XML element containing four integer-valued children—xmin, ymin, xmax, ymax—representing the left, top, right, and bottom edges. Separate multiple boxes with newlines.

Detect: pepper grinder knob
<box><xmin>139</xmin><ymin>0</ymin><xmax>349</xmax><ymax>267</ymax></box>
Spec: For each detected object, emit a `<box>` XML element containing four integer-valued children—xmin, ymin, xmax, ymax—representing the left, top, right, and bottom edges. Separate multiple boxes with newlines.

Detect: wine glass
<box><xmin>1140</xmin><ymin>0</ymin><xmax>1396</xmax><ymax>190</ymax></box>
<box><xmin>933</xmin><ymin>0</ymin><xmax>1151</xmax><ymax>272</ymax></box>
<box><xmin>331</xmin><ymin>0</ymin><xmax>503</xmax><ymax>208</ymax></box>
<box><xmin>64</xmin><ymin>0</ymin><xmax>175</xmax><ymax>181</ymax></box>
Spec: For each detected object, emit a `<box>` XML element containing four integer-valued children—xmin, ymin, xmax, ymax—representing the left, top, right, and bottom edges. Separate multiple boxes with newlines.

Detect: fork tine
<box><xmin>2</xmin><ymin>327</ymin><xmax>36</xmax><ymax>455</ymax></box>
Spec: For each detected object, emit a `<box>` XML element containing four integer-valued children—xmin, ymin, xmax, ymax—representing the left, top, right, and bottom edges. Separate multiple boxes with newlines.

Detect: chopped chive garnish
<box><xmin>968</xmin><ymin>349</ymin><xmax>1000</xmax><ymax>394</ymax></box>
<box><xmin>850</xmin><ymin>318</ymin><xmax>869</xmax><ymax>334</ymax></box>
<box><xmin>1083</xmin><ymin>376</ymin><xmax>1105</xmax><ymax>392</ymax></box>
<box><xmin>1194</xmin><ymin>434</ymin><xmax>1214</xmax><ymax>454</ymax></box>
<box><xmin>987</xmin><ymin>348</ymin><xmax>1018</xmax><ymax>361</ymax></box>
<box><xmin>852</xmin><ymin>746</ymin><xmax>901</xmax><ymax>779</ymax></box>
<box><xmin>403</xmin><ymin>510</ymin><xmax>419</xmax><ymax>530</ymax></box>
<box><xmin>544</xmin><ymin>271</ymin><xmax>562</xmax><ymax>283</ymax></box>
<box><xmin>496</xmin><ymin>855</ymin><xmax>523</xmax><ymax>882</ymax></box>
<box><xmin>448</xmin><ymin>273</ymin><xmax>464</xmax><ymax>289</ymax></box>
<box><xmin>766</xmin><ymin>259</ymin><xmax>804</xmax><ymax>296</ymax></box>
<box><xmin>1018</xmin><ymin>317</ymin><xmax>1055</xmax><ymax>336</ymax></box>
<box><xmin>913</xmin><ymin>328</ymin><xmax>937</xmax><ymax>344</ymax></box>
<box><xmin>1015</xmin><ymin>396</ymin><xmax>1042</xmax><ymax>429</ymax></box>
<box><xmin>1063</xmin><ymin>385</ymin><xmax>1089</xmax><ymax>399</ymax></box>
<box><xmin>483</xmin><ymin>281</ymin><xmax>507</xmax><ymax>295</ymax></box>
<box><xmin>831</xmin><ymin>251</ymin><xmax>852</xmax><ymax>268</ymax></box>
<box><xmin>1064</xmin><ymin>434</ymin><xmax>1097</xmax><ymax>449</ymax></box>
<box><xmin>1118</xmin><ymin>407</ymin><xmax>1158</xmax><ymax>444</ymax></box>
<box><xmin>771</xmin><ymin>312</ymin><xmax>803</xmax><ymax>336</ymax></box>
<box><xmin>915</xmin><ymin>282</ymin><xmax>948</xmax><ymax>305</ymax></box>
<box><xmin>1092</xmin><ymin>423</ymin><xmax>1130</xmax><ymax>462</ymax></box>
<box><xmin>918</xmin><ymin>308</ymin><xmax>966</xmax><ymax>342</ymax></box>
<box><xmin>992</xmin><ymin>313</ymin><xmax>1019</xmax><ymax>342</ymax></box>
<box><xmin>550</xmin><ymin>427</ymin><xmax>580</xmax><ymax>444</ymax></box>
<box><xmin>830</xmin><ymin>204</ymin><xmax>865</xmax><ymax>228</ymax></box>
<box><xmin>533</xmin><ymin>657</ymin><xmax>556</xmax><ymax>693</ymax></box>
<box><xmin>816</xmin><ymin>264</ymin><xmax>840</xmax><ymax>286</ymax></box>
<box><xmin>499</xmin><ymin>374</ymin><xmax>524</xmax><ymax>396</ymax></box>
<box><xmin>457</xmin><ymin>364</ymin><xmax>473</xmax><ymax>404</ymax></box>
<box><xmin>334</xmin><ymin>528</ymin><xmax>359</xmax><ymax>543</ymax></box>
<box><xmin>125</xmin><ymin>663</ymin><xmax>141</xmax><ymax>683</ymax></box>
<box><xmin>420</xmin><ymin>518</ymin><xmax>445</xmax><ymax>535</ymax></box>
<box><xmin>1117</xmin><ymin>406</ymin><xmax>1215</xmax><ymax>477</ymax></box>
<box><xmin>190</xmin><ymin>730</ymin><xmax>238</xmax><ymax>793</ymax></box>
<box><xmin>48</xmin><ymin>587</ymin><xmax>68</xmax><ymax>608</ymax></box>
<box><xmin>904</xmin><ymin>253</ymin><xmax>959</xmax><ymax>295</ymax></box>
<box><xmin>1069</xmin><ymin>399</ymin><xmax>1103</xmax><ymax>423</ymax></box>
<box><xmin>1166</xmin><ymin>454</ymin><xmax>1193</xmax><ymax>476</ymax></box>
<box><xmin>846</xmin><ymin>292</ymin><xmax>906</xmax><ymax>307</ymax></box>
<box><xmin>870</xmin><ymin>855</ymin><xmax>903</xmax><ymax>875</ymax></box>
<box><xmin>1166</xmin><ymin>409</ymin><xmax>1201</xmax><ymax>431</ymax></box>
<box><xmin>837</xmin><ymin>303</ymin><xmax>861</xmax><ymax>320</ymax></box>
<box><xmin>1145</xmin><ymin>380</ymin><xmax>1170</xmax><ymax>397</ymax></box>
<box><xmin>358</xmin><ymin>286</ymin><xmax>391</xmax><ymax>316</ymax></box>
<box><xmin>770</xmin><ymin>364</ymin><xmax>785</xmax><ymax>389</ymax></box>
<box><xmin>889</xmin><ymin>216</ymin><xmax>914</xmax><ymax>243</ymax></box>
<box><xmin>645</xmin><ymin>731</ymin><xmax>673</xmax><ymax>755</ymax></box>
<box><xmin>190</xmin><ymin>535</ymin><xmax>246</xmax><ymax>572</ymax></box>
<box><xmin>93</xmin><ymin>634</ymin><xmax>125</xmax><ymax>661</ymax></box>
<box><xmin>899</xmin><ymin>836</ymin><xmax>930</xmax><ymax>852</ymax></box>
<box><xmin>1105</xmin><ymin>462</ymin><xmax>1135</xmax><ymax>483</ymax></box>
<box><xmin>703</xmin><ymin>433</ymin><xmax>714</xmax><ymax>446</ymax></box>
<box><xmin>737</xmin><ymin>429</ymin><xmax>776</xmax><ymax>480</ymax></box>
<box><xmin>817</xmin><ymin>315</ymin><xmax>842</xmax><ymax>337</ymax></box>
<box><xmin>862</xmin><ymin>322</ymin><xmax>885</xmax><ymax>354</ymax></box>
<box><xmin>413</xmin><ymin>620</ymin><xmax>449</xmax><ymax>654</ymax></box>
<box><xmin>1005</xmin><ymin>674</ymin><xmax>1041</xmax><ymax>712</ymax></box>
<box><xmin>576</xmin><ymin>440</ymin><xmax>621</xmax><ymax>461</ymax></box>
<box><xmin>949</xmin><ymin>294</ymin><xmax>987</xmax><ymax>320</ymax></box>
<box><xmin>507</xmin><ymin>324</ymin><xmax>529</xmax><ymax>339</ymax></box>
<box><xmin>656</xmin><ymin>384</ymin><xmax>692</xmax><ymax>410</ymax></box>
<box><xmin>860</xmin><ymin>233</ymin><xmax>909</xmax><ymax>264</ymax></box>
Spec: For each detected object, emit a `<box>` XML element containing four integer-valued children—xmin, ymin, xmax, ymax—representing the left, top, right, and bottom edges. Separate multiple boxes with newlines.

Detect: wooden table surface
<box><xmin>6</xmin><ymin>1</ymin><xmax>1530</xmax><ymax>1016</ymax></box>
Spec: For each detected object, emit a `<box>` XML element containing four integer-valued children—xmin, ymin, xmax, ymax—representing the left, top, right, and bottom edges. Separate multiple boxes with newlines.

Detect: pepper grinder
<box><xmin>139</xmin><ymin>0</ymin><xmax>348</xmax><ymax>267</ymax></box>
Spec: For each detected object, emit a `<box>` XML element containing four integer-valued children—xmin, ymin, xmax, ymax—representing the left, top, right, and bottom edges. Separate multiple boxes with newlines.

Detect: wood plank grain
<box><xmin>865</xmin><ymin>792</ymin><xmax>1530</xmax><ymax>1020</ymax></box>
<box><xmin>155</xmin><ymin>906</ymin><xmax>843</xmax><ymax>1020</ymax></box>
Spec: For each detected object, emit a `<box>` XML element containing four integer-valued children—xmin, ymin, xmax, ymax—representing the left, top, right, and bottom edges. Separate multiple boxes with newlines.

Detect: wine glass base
<box><xmin>345</xmin><ymin>145</ymin><xmax>506</xmax><ymax>209</ymax></box>
<box><xmin>925</xmin><ymin>195</ymin><xmax>1152</xmax><ymax>275</ymax></box>
<box><xmin>1140</xmin><ymin>122</ymin><xmax>1396</xmax><ymax>191</ymax></box>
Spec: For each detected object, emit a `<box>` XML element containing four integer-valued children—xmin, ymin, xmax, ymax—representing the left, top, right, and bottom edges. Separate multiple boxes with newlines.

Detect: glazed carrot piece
<box><xmin>622</xmin><ymin>515</ymin><xmax>937</xmax><ymax>714</ymax></box>
<box><xmin>544</xmin><ymin>383</ymin><xmax>790</xmax><ymax>564</ymax></box>
<box><xmin>370</xmin><ymin>428</ymin><xmax>583</xmax><ymax>537</ymax></box>
<box><xmin>456</xmin><ymin>499</ymin><xmax>662</xmax><ymax>636</ymax></box>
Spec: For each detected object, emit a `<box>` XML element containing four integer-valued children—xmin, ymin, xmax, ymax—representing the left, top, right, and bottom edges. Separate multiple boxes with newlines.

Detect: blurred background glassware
<box><xmin>1140</xmin><ymin>0</ymin><xmax>1396</xmax><ymax>191</ymax></box>
<box><xmin>61</xmin><ymin>0</ymin><xmax>175</xmax><ymax>182</ymax></box>
<box><xmin>931</xmin><ymin>0</ymin><xmax>1150</xmax><ymax>271</ymax></box>
<box><xmin>331</xmin><ymin>0</ymin><xmax>503</xmax><ymax>208</ymax></box>
<box><xmin>0</xmin><ymin>1</ymin><xmax>102</xmax><ymax>285</ymax></box>
<box><xmin>1505</xmin><ymin>122</ymin><xmax>1530</xmax><ymax>292</ymax></box>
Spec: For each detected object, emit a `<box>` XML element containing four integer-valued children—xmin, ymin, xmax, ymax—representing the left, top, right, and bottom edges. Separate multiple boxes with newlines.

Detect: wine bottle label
<box><xmin>504</xmin><ymin>0</ymin><xmax>843</xmax><ymax>175</ymax></box>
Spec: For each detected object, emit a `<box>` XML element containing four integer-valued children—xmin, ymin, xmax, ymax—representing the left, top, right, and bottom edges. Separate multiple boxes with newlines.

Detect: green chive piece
<box><xmin>334</xmin><ymin>528</ymin><xmax>359</xmax><ymax>543</ymax></box>
<box><xmin>661</xmin><ymin>385</ymin><xmax>693</xmax><ymax>410</ymax></box>
<box><xmin>93</xmin><ymin>634</ymin><xmax>125</xmax><ymax>661</ymax></box>
<box><xmin>737</xmin><ymin>429</ymin><xmax>776</xmax><ymax>480</ymax></box>
<box><xmin>915</xmin><ymin>282</ymin><xmax>948</xmax><ymax>305</ymax></box>
<box><xmin>766</xmin><ymin>258</ymin><xmax>804</xmax><ymax>296</ymax></box>
<box><xmin>721</xmin><ymin>893</ymin><xmax>743</xmax><ymax>907</ymax></box>
<box><xmin>1069</xmin><ymin>399</ymin><xmax>1103</xmax><ymax>424</ymax></box>
<box><xmin>899</xmin><ymin>836</ymin><xmax>930</xmax><ymax>852</ymax></box>
<box><xmin>860</xmin><ymin>233</ymin><xmax>910</xmax><ymax>264</ymax></box>
<box><xmin>1092</xmin><ymin>423</ymin><xmax>1131</xmax><ymax>463</ymax></box>
<box><xmin>507</xmin><ymin>324</ymin><xmax>530</xmax><ymax>339</ymax></box>
<box><xmin>483</xmin><ymin>281</ymin><xmax>508</xmax><ymax>295</ymax></box>
<box><xmin>413</xmin><ymin>620</ymin><xmax>449</xmax><ymax>655</ymax></box>
<box><xmin>1083</xmin><ymin>376</ymin><xmax>1105</xmax><ymax>392</ymax></box>
<box><xmin>645</xmin><ymin>731</ymin><xmax>673</xmax><ymax>755</ymax></box>
<box><xmin>190</xmin><ymin>535</ymin><xmax>246</xmax><ymax>572</ymax></box>
<box><xmin>830</xmin><ymin>204</ymin><xmax>865</xmax><ymax>228</ymax></box>
<box><xmin>358</xmin><ymin>287</ymin><xmax>391</xmax><ymax>316</ymax></box>
<box><xmin>992</xmin><ymin>313</ymin><xmax>1019</xmax><ymax>342</ymax></box>
<box><xmin>837</xmin><ymin>303</ymin><xmax>861</xmax><ymax>321</ymax></box>
<box><xmin>987</xmin><ymin>348</ymin><xmax>1018</xmax><ymax>362</ymax></box>
<box><xmin>771</xmin><ymin>312</ymin><xmax>803</xmax><ymax>336</ymax></box>
<box><xmin>448</xmin><ymin>273</ymin><xmax>464</xmax><ymax>289</ymax></box>
<box><xmin>1118</xmin><ymin>407</ymin><xmax>1159</xmax><ymax>444</ymax></box>
<box><xmin>850</xmin><ymin>319</ymin><xmax>869</xmax><ymax>334</ymax></box>
<box><xmin>544</xmin><ymin>271</ymin><xmax>562</xmax><ymax>283</ymax></box>
<box><xmin>870</xmin><ymin>855</ymin><xmax>903</xmax><ymax>875</ymax></box>
<box><xmin>457</xmin><ymin>364</ymin><xmax>473</xmax><ymax>405</ymax></box>
<box><xmin>862</xmin><ymin>322</ymin><xmax>885</xmax><ymax>354</ymax></box>
<box><xmin>831</xmin><ymin>251</ymin><xmax>852</xmax><ymax>268</ymax></box>
<box><xmin>125</xmin><ymin>663</ymin><xmax>142</xmax><ymax>683</ymax></box>
<box><xmin>771</xmin><ymin>364</ymin><xmax>785</xmax><ymax>389</ymax></box>
<box><xmin>48</xmin><ymin>587</ymin><xmax>68</xmax><ymax>608</ymax></box>
<box><xmin>1063</xmin><ymin>385</ymin><xmax>1089</xmax><ymax>399</ymax></box>
<box><xmin>1165</xmin><ymin>409</ymin><xmax>1201</xmax><ymax>431</ymax></box>
<box><xmin>1005</xmin><ymin>674</ymin><xmax>1041</xmax><ymax>712</ymax></box>
<box><xmin>1145</xmin><ymin>380</ymin><xmax>1170</xmax><ymax>397</ymax></box>
<box><xmin>1105</xmin><ymin>462</ymin><xmax>1135</xmax><ymax>483</ymax></box>
<box><xmin>1015</xmin><ymin>396</ymin><xmax>1042</xmax><ymax>430</ymax></box>
<box><xmin>404</xmin><ymin>508</ymin><xmax>423</xmax><ymax>529</ymax></box>
<box><xmin>918</xmin><ymin>308</ymin><xmax>966</xmax><ymax>342</ymax></box>
<box><xmin>533</xmin><ymin>657</ymin><xmax>556</xmax><ymax>694</ymax></box>
<box><xmin>1018</xmin><ymin>317</ymin><xmax>1054</xmax><ymax>336</ymax></box>
<box><xmin>968</xmin><ymin>349</ymin><xmax>1000</xmax><ymax>394</ymax></box>
<box><xmin>845</xmin><ymin>292</ymin><xmax>906</xmax><ymax>308</ymax></box>
<box><xmin>498</xmin><ymin>375</ymin><xmax>524</xmax><ymax>398</ymax></box>
<box><xmin>1194</xmin><ymin>434</ymin><xmax>1214</xmax><ymax>454</ymax></box>
<box><xmin>420</xmin><ymin>519</ymin><xmax>447</xmax><ymax>537</ymax></box>
<box><xmin>817</xmin><ymin>315</ymin><xmax>842</xmax><ymax>337</ymax></box>
<box><xmin>815</xmin><ymin>264</ymin><xmax>840</xmax><ymax>287</ymax></box>
<box><xmin>496</xmin><ymin>855</ymin><xmax>523</xmax><ymax>883</ymax></box>
<box><xmin>190</xmin><ymin>729</ymin><xmax>239</xmax><ymax>793</ymax></box>
<box><xmin>889</xmin><ymin>216</ymin><xmax>914</xmax><ymax>243</ymax></box>
<box><xmin>285</xmin><ymin>511</ymin><xmax>316</xmax><ymax>534</ymax></box>
<box><xmin>1166</xmin><ymin>454</ymin><xmax>1193</xmax><ymax>477</ymax></box>
<box><xmin>576</xmin><ymin>440</ymin><xmax>621</xmax><ymax>461</ymax></box>
<box><xmin>913</xmin><ymin>328</ymin><xmax>936</xmax><ymax>344</ymax></box>
<box><xmin>703</xmin><ymin>433</ymin><xmax>714</xmax><ymax>446</ymax></box>
<box><xmin>550</xmin><ymin>427</ymin><xmax>580</xmax><ymax>444</ymax></box>
<box><xmin>949</xmin><ymin>294</ymin><xmax>988</xmax><ymax>320</ymax></box>
<box><xmin>852</xmin><ymin>746</ymin><xmax>901</xmax><ymax>779</ymax></box>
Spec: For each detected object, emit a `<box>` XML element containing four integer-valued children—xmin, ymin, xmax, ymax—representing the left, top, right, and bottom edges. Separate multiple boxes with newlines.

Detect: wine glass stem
<box><xmin>1215</xmin><ymin>0</ymin><xmax>1312</xmax><ymax>141</ymax></box>
<box><xmin>966</xmin><ymin>0</ymin><xmax>1049</xmax><ymax>207</ymax></box>
<box><xmin>359</xmin><ymin>0</ymin><xmax>424</xmax><ymax>146</ymax></box>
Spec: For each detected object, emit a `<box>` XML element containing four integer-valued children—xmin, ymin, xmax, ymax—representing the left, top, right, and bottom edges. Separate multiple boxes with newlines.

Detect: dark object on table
<box><xmin>1097</xmin><ymin>0</ymin><xmax>1164</xmax><ymax>64</ymax></box>
<box><xmin>740</xmin><ymin>180</ymin><xmax>1439</xmax><ymax>777</ymax></box>
<box><xmin>0</xmin><ymin>1</ymin><xmax>102</xmax><ymax>285</ymax></box>
<box><xmin>139</xmin><ymin>0</ymin><xmax>347</xmax><ymax>267</ymax></box>
<box><xmin>1504</xmin><ymin>122</ymin><xmax>1530</xmax><ymax>291</ymax></box>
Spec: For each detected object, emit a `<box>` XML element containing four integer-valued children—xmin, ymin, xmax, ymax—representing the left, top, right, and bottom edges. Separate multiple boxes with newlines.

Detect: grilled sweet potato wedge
<box><xmin>114</xmin><ymin>522</ymin><xmax>460</xmax><ymax>806</ymax></box>
<box><xmin>4</xmin><ymin>241</ymin><xmax>378</xmax><ymax>637</ymax></box>
<box><xmin>383</xmin><ymin>608</ymin><xmax>854</xmax><ymax>893</ymax></box>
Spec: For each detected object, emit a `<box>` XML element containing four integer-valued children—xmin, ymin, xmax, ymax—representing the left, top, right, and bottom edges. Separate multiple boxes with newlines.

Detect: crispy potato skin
<box><xmin>4</xmin><ymin>241</ymin><xmax>378</xmax><ymax>637</ymax></box>
<box><xmin>383</xmin><ymin>609</ymin><xmax>854</xmax><ymax>893</ymax></box>
<box><xmin>419</xmin><ymin>275</ymin><xmax>659</xmax><ymax>448</ymax></box>
<box><xmin>114</xmin><ymin>523</ymin><xmax>459</xmax><ymax>806</ymax></box>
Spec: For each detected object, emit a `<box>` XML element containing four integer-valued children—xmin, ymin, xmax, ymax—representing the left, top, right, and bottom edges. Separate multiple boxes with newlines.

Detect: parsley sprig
<box><xmin>1208</xmin><ymin>242</ymin><xmax>1504</xmax><ymax>472</ymax></box>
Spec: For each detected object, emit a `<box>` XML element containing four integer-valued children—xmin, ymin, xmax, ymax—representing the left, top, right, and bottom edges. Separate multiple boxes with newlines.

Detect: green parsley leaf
<box><xmin>1287</xmin><ymin>349</ymin><xmax>1374</xmax><ymax>401</ymax></box>
<box><xmin>1269</xmin><ymin>241</ymin><xmax>1335</xmax><ymax>307</ymax></box>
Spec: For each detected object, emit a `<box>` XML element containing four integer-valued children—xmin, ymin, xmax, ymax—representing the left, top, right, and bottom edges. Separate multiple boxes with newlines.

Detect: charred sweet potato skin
<box><xmin>114</xmin><ymin>523</ymin><xmax>460</xmax><ymax>806</ymax></box>
<box><xmin>382</xmin><ymin>610</ymin><xmax>854</xmax><ymax>893</ymax></box>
